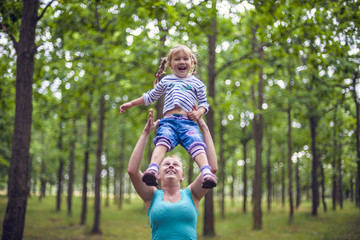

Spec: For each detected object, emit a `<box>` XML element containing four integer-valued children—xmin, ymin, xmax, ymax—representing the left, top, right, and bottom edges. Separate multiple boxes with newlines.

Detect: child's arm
<box><xmin>187</xmin><ymin>106</ymin><xmax>206</xmax><ymax>121</ymax></box>
<box><xmin>119</xmin><ymin>96</ymin><xmax>145</xmax><ymax>114</ymax></box>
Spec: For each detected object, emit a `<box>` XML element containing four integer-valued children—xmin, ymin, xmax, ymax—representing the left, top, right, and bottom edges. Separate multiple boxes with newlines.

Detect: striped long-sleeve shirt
<box><xmin>143</xmin><ymin>74</ymin><xmax>210</xmax><ymax>115</ymax></box>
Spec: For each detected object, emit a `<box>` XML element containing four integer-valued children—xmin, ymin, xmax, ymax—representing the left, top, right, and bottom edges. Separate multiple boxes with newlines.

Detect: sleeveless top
<box><xmin>148</xmin><ymin>187</ymin><xmax>199</xmax><ymax>240</ymax></box>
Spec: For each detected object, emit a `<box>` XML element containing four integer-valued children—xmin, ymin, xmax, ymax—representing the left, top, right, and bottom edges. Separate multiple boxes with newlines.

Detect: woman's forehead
<box><xmin>162</xmin><ymin>157</ymin><xmax>182</xmax><ymax>165</ymax></box>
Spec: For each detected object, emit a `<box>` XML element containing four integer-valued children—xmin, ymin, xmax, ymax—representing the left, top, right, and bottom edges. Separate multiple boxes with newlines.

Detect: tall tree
<box><xmin>204</xmin><ymin>0</ymin><xmax>217</xmax><ymax>236</ymax></box>
<box><xmin>1</xmin><ymin>0</ymin><xmax>52</xmax><ymax>239</ymax></box>
<box><xmin>250</xmin><ymin>26</ymin><xmax>264</xmax><ymax>230</ymax></box>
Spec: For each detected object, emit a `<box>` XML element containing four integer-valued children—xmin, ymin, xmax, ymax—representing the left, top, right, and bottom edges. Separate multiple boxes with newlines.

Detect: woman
<box><xmin>128</xmin><ymin>109</ymin><xmax>218</xmax><ymax>240</ymax></box>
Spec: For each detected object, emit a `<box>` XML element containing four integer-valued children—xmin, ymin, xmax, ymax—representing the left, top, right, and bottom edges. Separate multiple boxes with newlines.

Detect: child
<box><xmin>120</xmin><ymin>45</ymin><xmax>216</xmax><ymax>188</ymax></box>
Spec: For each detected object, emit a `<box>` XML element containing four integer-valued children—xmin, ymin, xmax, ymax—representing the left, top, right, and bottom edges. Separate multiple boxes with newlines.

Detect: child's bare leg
<box><xmin>142</xmin><ymin>145</ymin><xmax>167</xmax><ymax>186</ymax></box>
<box><xmin>194</xmin><ymin>153</ymin><xmax>217</xmax><ymax>188</ymax></box>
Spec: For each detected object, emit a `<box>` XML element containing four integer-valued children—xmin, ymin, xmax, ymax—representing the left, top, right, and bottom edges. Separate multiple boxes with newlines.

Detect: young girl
<box><xmin>120</xmin><ymin>45</ymin><xmax>216</xmax><ymax>189</ymax></box>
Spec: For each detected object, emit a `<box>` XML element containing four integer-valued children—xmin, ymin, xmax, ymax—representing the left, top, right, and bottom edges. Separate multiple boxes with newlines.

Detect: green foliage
<box><xmin>1</xmin><ymin>0</ymin><xmax>359</xmax><ymax>234</ymax></box>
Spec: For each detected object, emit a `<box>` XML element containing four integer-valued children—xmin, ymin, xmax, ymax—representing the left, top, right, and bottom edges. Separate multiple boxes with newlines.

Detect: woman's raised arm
<box><xmin>189</xmin><ymin>116</ymin><xmax>218</xmax><ymax>204</ymax></box>
<box><xmin>127</xmin><ymin>109</ymin><xmax>159</xmax><ymax>206</ymax></box>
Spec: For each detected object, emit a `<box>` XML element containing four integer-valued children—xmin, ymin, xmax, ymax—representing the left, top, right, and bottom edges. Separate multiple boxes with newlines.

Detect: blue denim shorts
<box><xmin>153</xmin><ymin>114</ymin><xmax>206</xmax><ymax>155</ymax></box>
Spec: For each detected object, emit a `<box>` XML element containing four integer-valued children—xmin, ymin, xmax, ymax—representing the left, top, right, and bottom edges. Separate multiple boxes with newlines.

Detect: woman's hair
<box><xmin>153</xmin><ymin>45</ymin><xmax>197</xmax><ymax>87</ymax></box>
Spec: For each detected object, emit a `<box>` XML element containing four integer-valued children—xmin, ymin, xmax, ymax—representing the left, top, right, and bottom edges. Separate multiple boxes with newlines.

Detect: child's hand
<box><xmin>119</xmin><ymin>102</ymin><xmax>132</xmax><ymax>114</ymax></box>
<box><xmin>188</xmin><ymin>106</ymin><xmax>202</xmax><ymax>121</ymax></box>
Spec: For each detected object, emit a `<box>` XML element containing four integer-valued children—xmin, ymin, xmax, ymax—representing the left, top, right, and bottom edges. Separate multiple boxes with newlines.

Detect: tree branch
<box><xmin>0</xmin><ymin>22</ymin><xmax>18</xmax><ymax>50</ymax></box>
<box><xmin>38</xmin><ymin>0</ymin><xmax>55</xmax><ymax>21</ymax></box>
<box><xmin>216</xmin><ymin>50</ymin><xmax>256</xmax><ymax>76</ymax></box>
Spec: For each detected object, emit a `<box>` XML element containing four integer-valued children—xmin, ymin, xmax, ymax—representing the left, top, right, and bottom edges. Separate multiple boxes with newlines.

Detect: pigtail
<box><xmin>191</xmin><ymin>54</ymin><xmax>197</xmax><ymax>75</ymax></box>
<box><xmin>153</xmin><ymin>57</ymin><xmax>167</xmax><ymax>87</ymax></box>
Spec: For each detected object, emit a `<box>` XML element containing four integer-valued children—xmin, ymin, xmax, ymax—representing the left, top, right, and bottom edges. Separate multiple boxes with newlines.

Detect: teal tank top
<box><xmin>148</xmin><ymin>187</ymin><xmax>199</xmax><ymax>240</ymax></box>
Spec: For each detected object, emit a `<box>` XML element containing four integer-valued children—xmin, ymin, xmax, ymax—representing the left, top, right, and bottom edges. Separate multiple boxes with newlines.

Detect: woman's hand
<box><xmin>143</xmin><ymin>109</ymin><xmax>160</xmax><ymax>134</ymax></box>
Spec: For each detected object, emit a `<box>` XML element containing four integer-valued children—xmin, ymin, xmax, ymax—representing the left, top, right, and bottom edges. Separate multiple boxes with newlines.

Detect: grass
<box><xmin>0</xmin><ymin>194</ymin><xmax>359</xmax><ymax>240</ymax></box>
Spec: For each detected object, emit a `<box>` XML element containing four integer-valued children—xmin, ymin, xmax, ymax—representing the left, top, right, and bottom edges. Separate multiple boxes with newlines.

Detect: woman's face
<box><xmin>159</xmin><ymin>157</ymin><xmax>184</xmax><ymax>182</ymax></box>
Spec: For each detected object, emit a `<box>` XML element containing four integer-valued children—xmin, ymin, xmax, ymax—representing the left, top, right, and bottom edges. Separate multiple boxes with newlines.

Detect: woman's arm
<box><xmin>189</xmin><ymin>116</ymin><xmax>218</xmax><ymax>205</ymax></box>
<box><xmin>127</xmin><ymin>109</ymin><xmax>159</xmax><ymax>207</ymax></box>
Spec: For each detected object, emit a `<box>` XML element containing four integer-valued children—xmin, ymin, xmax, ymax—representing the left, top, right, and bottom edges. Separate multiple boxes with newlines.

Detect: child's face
<box><xmin>168</xmin><ymin>50</ymin><xmax>193</xmax><ymax>78</ymax></box>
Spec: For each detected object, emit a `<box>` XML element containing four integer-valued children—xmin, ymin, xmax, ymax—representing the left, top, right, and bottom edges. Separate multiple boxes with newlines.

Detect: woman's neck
<box><xmin>162</xmin><ymin>185</ymin><xmax>181</xmax><ymax>203</ymax></box>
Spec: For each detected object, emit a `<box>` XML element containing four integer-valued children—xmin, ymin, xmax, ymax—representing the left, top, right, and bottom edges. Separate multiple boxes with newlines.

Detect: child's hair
<box><xmin>153</xmin><ymin>45</ymin><xmax>197</xmax><ymax>87</ymax></box>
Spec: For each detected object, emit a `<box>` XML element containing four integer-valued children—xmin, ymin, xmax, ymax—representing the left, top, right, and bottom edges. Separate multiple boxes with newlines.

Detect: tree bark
<box><xmin>351</xmin><ymin>71</ymin><xmax>360</xmax><ymax>208</ymax></box>
<box><xmin>242</xmin><ymin>139</ymin><xmax>248</xmax><ymax>213</ymax></box>
<box><xmin>287</xmin><ymin>107</ymin><xmax>294</xmax><ymax>222</ymax></box>
<box><xmin>2</xmin><ymin>1</ymin><xmax>39</xmax><ymax>239</ymax></box>
<box><xmin>56</xmin><ymin>122</ymin><xmax>64</xmax><ymax>212</ymax></box>
<box><xmin>310</xmin><ymin>115</ymin><xmax>319</xmax><ymax>216</ymax></box>
<box><xmin>80</xmin><ymin>112</ymin><xmax>92</xmax><ymax>225</ymax></box>
<box><xmin>332</xmin><ymin>103</ymin><xmax>338</xmax><ymax>211</ymax></box>
<box><xmin>203</xmin><ymin>1</ymin><xmax>217</xmax><ymax>236</ymax></box>
<box><xmin>219</xmin><ymin>115</ymin><xmax>225</xmax><ymax>218</ymax></box>
<box><xmin>251</xmin><ymin>31</ymin><xmax>264</xmax><ymax>230</ymax></box>
<box><xmin>281</xmin><ymin>150</ymin><xmax>285</xmax><ymax>207</ymax></box>
<box><xmin>337</xmin><ymin>143</ymin><xmax>343</xmax><ymax>209</ymax></box>
<box><xmin>118</xmin><ymin>123</ymin><xmax>125</xmax><ymax>209</ymax></box>
<box><xmin>67</xmin><ymin>116</ymin><xmax>77</xmax><ymax>216</ymax></box>
<box><xmin>296</xmin><ymin>159</ymin><xmax>301</xmax><ymax>208</ymax></box>
<box><xmin>105</xmin><ymin>166</ymin><xmax>110</xmax><ymax>208</ymax></box>
<box><xmin>91</xmin><ymin>94</ymin><xmax>105</xmax><ymax>234</ymax></box>
<box><xmin>266</xmin><ymin>136</ymin><xmax>272</xmax><ymax>212</ymax></box>
<box><xmin>320</xmin><ymin>161</ymin><xmax>327</xmax><ymax>212</ymax></box>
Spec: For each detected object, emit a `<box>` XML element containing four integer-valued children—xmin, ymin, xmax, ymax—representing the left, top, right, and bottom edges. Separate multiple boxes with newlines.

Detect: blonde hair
<box><xmin>153</xmin><ymin>45</ymin><xmax>197</xmax><ymax>87</ymax></box>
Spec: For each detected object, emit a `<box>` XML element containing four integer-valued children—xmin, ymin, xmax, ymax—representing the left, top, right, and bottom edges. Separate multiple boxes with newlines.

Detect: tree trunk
<box><xmin>242</xmin><ymin>139</ymin><xmax>248</xmax><ymax>213</ymax></box>
<box><xmin>105</xmin><ymin>166</ymin><xmax>110</xmax><ymax>208</ymax></box>
<box><xmin>320</xmin><ymin>161</ymin><xmax>327</xmax><ymax>212</ymax></box>
<box><xmin>310</xmin><ymin>115</ymin><xmax>319</xmax><ymax>216</ymax></box>
<box><xmin>251</xmin><ymin>30</ymin><xmax>264</xmax><ymax>230</ymax></box>
<box><xmin>91</xmin><ymin>94</ymin><xmax>105</xmax><ymax>234</ymax></box>
<box><xmin>56</xmin><ymin>122</ymin><xmax>64</xmax><ymax>212</ymax></box>
<box><xmin>351</xmin><ymin>71</ymin><xmax>360</xmax><ymax>208</ymax></box>
<box><xmin>39</xmin><ymin>132</ymin><xmax>46</xmax><ymax>201</ymax></box>
<box><xmin>296</xmin><ymin>159</ymin><xmax>301</xmax><ymax>208</ymax></box>
<box><xmin>337</xmin><ymin>143</ymin><xmax>343</xmax><ymax>209</ymax></box>
<box><xmin>230</xmin><ymin>151</ymin><xmax>237</xmax><ymax>206</ymax></box>
<box><xmin>332</xmin><ymin>103</ymin><xmax>338</xmax><ymax>211</ymax></box>
<box><xmin>219</xmin><ymin>115</ymin><xmax>225</xmax><ymax>218</ymax></box>
<box><xmin>350</xmin><ymin>176</ymin><xmax>354</xmax><ymax>203</ymax></box>
<box><xmin>80</xmin><ymin>112</ymin><xmax>92</xmax><ymax>225</ymax></box>
<box><xmin>2</xmin><ymin>2</ymin><xmax>39</xmax><ymax>239</ymax></box>
<box><xmin>67</xmin><ymin>116</ymin><xmax>77</xmax><ymax>216</ymax></box>
<box><xmin>266</xmin><ymin>136</ymin><xmax>272</xmax><ymax>212</ymax></box>
<box><xmin>118</xmin><ymin>123</ymin><xmax>125</xmax><ymax>209</ymax></box>
<box><xmin>281</xmin><ymin>150</ymin><xmax>285</xmax><ymax>207</ymax></box>
<box><xmin>203</xmin><ymin>1</ymin><xmax>217</xmax><ymax>236</ymax></box>
<box><xmin>287</xmin><ymin>107</ymin><xmax>294</xmax><ymax>222</ymax></box>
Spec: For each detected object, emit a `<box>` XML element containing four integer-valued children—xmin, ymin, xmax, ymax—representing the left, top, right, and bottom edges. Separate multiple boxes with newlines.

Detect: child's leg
<box><xmin>194</xmin><ymin>152</ymin><xmax>217</xmax><ymax>188</ymax></box>
<box><xmin>142</xmin><ymin>145</ymin><xmax>168</xmax><ymax>186</ymax></box>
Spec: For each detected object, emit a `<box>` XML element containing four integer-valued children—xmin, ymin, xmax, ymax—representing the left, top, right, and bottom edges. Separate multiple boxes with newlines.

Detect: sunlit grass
<box><xmin>0</xmin><ymin>194</ymin><xmax>359</xmax><ymax>239</ymax></box>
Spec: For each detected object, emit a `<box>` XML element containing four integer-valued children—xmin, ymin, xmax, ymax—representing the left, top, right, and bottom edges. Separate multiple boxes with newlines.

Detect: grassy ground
<box><xmin>0</xmin><ymin>194</ymin><xmax>359</xmax><ymax>240</ymax></box>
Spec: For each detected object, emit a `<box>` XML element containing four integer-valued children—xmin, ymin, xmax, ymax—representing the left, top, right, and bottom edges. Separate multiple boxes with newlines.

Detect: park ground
<box><xmin>0</xmin><ymin>194</ymin><xmax>359</xmax><ymax>240</ymax></box>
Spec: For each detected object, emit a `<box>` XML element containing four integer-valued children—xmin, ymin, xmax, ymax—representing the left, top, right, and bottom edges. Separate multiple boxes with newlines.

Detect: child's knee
<box><xmin>154</xmin><ymin>137</ymin><xmax>172</xmax><ymax>151</ymax></box>
<box><xmin>188</xmin><ymin>142</ymin><xmax>206</xmax><ymax>159</ymax></box>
